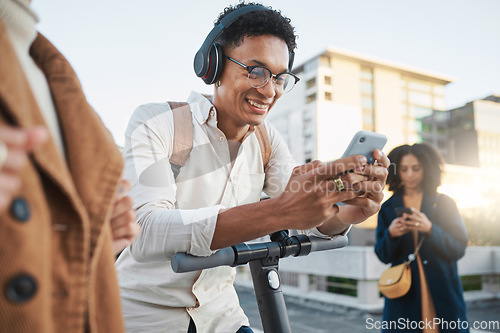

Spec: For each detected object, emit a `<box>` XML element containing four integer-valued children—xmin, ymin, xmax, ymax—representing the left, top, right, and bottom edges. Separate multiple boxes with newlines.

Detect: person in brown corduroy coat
<box><xmin>0</xmin><ymin>1</ymin><xmax>139</xmax><ymax>331</ymax></box>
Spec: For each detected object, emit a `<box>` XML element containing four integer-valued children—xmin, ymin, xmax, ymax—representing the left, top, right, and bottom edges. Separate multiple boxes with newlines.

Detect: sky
<box><xmin>31</xmin><ymin>0</ymin><xmax>500</xmax><ymax>146</ymax></box>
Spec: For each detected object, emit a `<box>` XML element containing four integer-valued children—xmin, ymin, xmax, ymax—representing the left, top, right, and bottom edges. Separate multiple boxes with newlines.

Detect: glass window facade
<box><xmin>360</xmin><ymin>67</ymin><xmax>375</xmax><ymax>131</ymax></box>
<box><xmin>401</xmin><ymin>76</ymin><xmax>446</xmax><ymax>142</ymax></box>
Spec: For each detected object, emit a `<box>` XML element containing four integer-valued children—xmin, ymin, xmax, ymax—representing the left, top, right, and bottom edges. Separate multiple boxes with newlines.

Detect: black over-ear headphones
<box><xmin>193</xmin><ymin>5</ymin><xmax>295</xmax><ymax>85</ymax></box>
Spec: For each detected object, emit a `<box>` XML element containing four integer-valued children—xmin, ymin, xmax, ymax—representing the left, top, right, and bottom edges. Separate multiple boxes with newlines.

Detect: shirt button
<box><xmin>219</xmin><ymin>137</ymin><xmax>225</xmax><ymax>141</ymax></box>
<box><xmin>210</xmin><ymin>109</ymin><xmax>215</xmax><ymax>117</ymax></box>
<box><xmin>423</xmin><ymin>260</ymin><xmax>428</xmax><ymax>265</ymax></box>
<box><xmin>6</xmin><ymin>274</ymin><xmax>37</xmax><ymax>303</ymax></box>
<box><xmin>10</xmin><ymin>197</ymin><xmax>31</xmax><ymax>222</ymax></box>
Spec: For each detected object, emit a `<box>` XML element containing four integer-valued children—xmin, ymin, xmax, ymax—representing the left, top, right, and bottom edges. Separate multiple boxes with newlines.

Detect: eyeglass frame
<box><xmin>224</xmin><ymin>55</ymin><xmax>300</xmax><ymax>93</ymax></box>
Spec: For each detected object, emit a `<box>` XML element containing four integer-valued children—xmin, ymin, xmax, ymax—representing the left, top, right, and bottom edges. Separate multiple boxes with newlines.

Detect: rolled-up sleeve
<box><xmin>123</xmin><ymin>103</ymin><xmax>221</xmax><ymax>261</ymax></box>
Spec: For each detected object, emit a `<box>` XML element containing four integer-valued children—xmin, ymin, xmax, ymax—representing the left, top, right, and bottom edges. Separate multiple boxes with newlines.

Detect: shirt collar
<box><xmin>187</xmin><ymin>91</ymin><xmax>214</xmax><ymax>124</ymax></box>
<box><xmin>186</xmin><ymin>91</ymin><xmax>256</xmax><ymax>141</ymax></box>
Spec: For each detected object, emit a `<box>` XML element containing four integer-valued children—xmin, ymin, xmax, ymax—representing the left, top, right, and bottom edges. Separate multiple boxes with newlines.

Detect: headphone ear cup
<box><xmin>203</xmin><ymin>43</ymin><xmax>224</xmax><ymax>85</ymax></box>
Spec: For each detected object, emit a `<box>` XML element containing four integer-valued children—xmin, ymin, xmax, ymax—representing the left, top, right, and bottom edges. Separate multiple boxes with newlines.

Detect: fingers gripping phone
<box><xmin>341</xmin><ymin>130</ymin><xmax>388</xmax><ymax>164</ymax></box>
<box><xmin>336</xmin><ymin>130</ymin><xmax>387</xmax><ymax>206</ymax></box>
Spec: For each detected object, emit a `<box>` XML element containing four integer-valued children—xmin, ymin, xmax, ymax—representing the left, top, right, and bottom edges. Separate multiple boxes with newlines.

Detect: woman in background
<box><xmin>375</xmin><ymin>143</ymin><xmax>469</xmax><ymax>333</ymax></box>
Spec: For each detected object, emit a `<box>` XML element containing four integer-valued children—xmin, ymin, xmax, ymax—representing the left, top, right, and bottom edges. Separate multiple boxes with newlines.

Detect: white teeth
<box><xmin>248</xmin><ymin>100</ymin><xmax>268</xmax><ymax>109</ymax></box>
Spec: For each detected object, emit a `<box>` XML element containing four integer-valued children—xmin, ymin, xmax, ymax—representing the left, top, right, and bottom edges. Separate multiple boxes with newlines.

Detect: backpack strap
<box><xmin>167</xmin><ymin>101</ymin><xmax>271</xmax><ymax>178</ymax></box>
<box><xmin>167</xmin><ymin>102</ymin><xmax>193</xmax><ymax>179</ymax></box>
<box><xmin>255</xmin><ymin>124</ymin><xmax>271</xmax><ymax>169</ymax></box>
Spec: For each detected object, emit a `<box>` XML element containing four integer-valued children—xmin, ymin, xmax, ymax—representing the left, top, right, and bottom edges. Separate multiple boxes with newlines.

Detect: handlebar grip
<box><xmin>309</xmin><ymin>235</ymin><xmax>348</xmax><ymax>252</ymax></box>
<box><xmin>171</xmin><ymin>247</ymin><xmax>236</xmax><ymax>273</ymax></box>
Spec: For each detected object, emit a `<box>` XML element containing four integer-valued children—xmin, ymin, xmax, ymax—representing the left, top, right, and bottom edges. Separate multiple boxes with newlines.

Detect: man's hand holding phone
<box><xmin>333</xmin><ymin>131</ymin><xmax>390</xmax><ymax>224</ymax></box>
<box><xmin>337</xmin><ymin>149</ymin><xmax>390</xmax><ymax>220</ymax></box>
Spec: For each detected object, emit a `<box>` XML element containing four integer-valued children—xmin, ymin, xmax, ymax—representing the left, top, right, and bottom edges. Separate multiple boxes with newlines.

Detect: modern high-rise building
<box><xmin>268</xmin><ymin>47</ymin><xmax>455</xmax><ymax>163</ymax></box>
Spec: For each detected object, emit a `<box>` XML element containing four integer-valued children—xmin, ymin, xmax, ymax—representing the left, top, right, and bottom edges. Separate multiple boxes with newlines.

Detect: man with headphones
<box><xmin>116</xmin><ymin>2</ymin><xmax>390</xmax><ymax>332</ymax></box>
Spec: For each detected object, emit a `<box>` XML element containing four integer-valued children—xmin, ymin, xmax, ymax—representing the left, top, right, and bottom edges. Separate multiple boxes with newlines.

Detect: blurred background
<box><xmin>32</xmin><ymin>0</ymin><xmax>500</xmax><ymax>312</ymax></box>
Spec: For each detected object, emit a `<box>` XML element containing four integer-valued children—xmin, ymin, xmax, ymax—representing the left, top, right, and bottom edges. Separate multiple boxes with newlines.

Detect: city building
<box><xmin>268</xmin><ymin>46</ymin><xmax>455</xmax><ymax>164</ymax></box>
<box><xmin>420</xmin><ymin>94</ymin><xmax>500</xmax><ymax>210</ymax></box>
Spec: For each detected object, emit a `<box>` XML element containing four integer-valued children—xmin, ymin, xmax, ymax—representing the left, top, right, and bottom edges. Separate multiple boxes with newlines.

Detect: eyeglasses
<box><xmin>225</xmin><ymin>56</ymin><xmax>300</xmax><ymax>94</ymax></box>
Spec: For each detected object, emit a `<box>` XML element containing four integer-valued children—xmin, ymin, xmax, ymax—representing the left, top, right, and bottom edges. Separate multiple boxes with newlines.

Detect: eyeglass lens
<box><xmin>248</xmin><ymin>67</ymin><xmax>294</xmax><ymax>93</ymax></box>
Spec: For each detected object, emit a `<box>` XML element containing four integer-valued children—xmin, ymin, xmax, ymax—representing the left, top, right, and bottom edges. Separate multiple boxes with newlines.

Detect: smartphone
<box><xmin>335</xmin><ymin>131</ymin><xmax>387</xmax><ymax>206</ymax></box>
<box><xmin>341</xmin><ymin>130</ymin><xmax>387</xmax><ymax>164</ymax></box>
<box><xmin>395</xmin><ymin>207</ymin><xmax>412</xmax><ymax>217</ymax></box>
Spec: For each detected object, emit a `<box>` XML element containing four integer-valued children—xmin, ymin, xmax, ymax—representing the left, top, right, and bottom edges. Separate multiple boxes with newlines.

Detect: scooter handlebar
<box><xmin>171</xmin><ymin>235</ymin><xmax>348</xmax><ymax>273</ymax></box>
<box><xmin>171</xmin><ymin>247</ymin><xmax>235</xmax><ymax>273</ymax></box>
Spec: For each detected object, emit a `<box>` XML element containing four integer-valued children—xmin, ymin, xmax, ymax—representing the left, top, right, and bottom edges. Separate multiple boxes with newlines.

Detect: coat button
<box><xmin>10</xmin><ymin>198</ymin><xmax>30</xmax><ymax>222</ymax></box>
<box><xmin>6</xmin><ymin>274</ymin><xmax>37</xmax><ymax>303</ymax></box>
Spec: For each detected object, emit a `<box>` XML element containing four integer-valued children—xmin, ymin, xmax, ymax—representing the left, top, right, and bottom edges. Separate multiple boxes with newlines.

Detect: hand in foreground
<box><xmin>275</xmin><ymin>155</ymin><xmax>368</xmax><ymax>231</ymax></box>
<box><xmin>0</xmin><ymin>125</ymin><xmax>48</xmax><ymax>212</ymax></box>
<box><xmin>110</xmin><ymin>179</ymin><xmax>140</xmax><ymax>255</ymax></box>
<box><xmin>339</xmin><ymin>149</ymin><xmax>390</xmax><ymax>223</ymax></box>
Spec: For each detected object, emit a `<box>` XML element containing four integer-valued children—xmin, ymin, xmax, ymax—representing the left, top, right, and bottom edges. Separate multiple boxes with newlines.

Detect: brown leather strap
<box><xmin>167</xmin><ymin>101</ymin><xmax>271</xmax><ymax>176</ymax></box>
<box><xmin>413</xmin><ymin>231</ymin><xmax>439</xmax><ymax>332</ymax></box>
<box><xmin>167</xmin><ymin>102</ymin><xmax>193</xmax><ymax>171</ymax></box>
<box><xmin>255</xmin><ymin>124</ymin><xmax>271</xmax><ymax>169</ymax></box>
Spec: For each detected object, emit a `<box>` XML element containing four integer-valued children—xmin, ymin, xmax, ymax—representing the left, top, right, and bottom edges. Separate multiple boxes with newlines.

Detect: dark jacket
<box><xmin>375</xmin><ymin>192</ymin><xmax>469</xmax><ymax>333</ymax></box>
<box><xmin>0</xmin><ymin>22</ymin><xmax>125</xmax><ymax>332</ymax></box>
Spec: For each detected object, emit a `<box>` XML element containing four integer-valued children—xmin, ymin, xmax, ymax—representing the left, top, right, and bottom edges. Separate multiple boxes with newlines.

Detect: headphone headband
<box><xmin>194</xmin><ymin>5</ymin><xmax>271</xmax><ymax>79</ymax></box>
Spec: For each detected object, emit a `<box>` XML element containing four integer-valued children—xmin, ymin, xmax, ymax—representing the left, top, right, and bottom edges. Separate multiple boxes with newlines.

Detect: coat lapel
<box><xmin>0</xmin><ymin>22</ymin><xmax>79</xmax><ymax>203</ymax></box>
<box><xmin>29</xmin><ymin>34</ymin><xmax>123</xmax><ymax>247</ymax></box>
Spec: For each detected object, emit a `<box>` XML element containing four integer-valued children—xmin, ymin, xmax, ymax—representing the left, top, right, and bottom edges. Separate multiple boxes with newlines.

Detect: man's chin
<box><xmin>248</xmin><ymin>114</ymin><xmax>267</xmax><ymax>126</ymax></box>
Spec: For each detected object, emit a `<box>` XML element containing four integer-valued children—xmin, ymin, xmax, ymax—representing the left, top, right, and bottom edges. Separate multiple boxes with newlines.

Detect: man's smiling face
<box><xmin>214</xmin><ymin>34</ymin><xmax>289</xmax><ymax>132</ymax></box>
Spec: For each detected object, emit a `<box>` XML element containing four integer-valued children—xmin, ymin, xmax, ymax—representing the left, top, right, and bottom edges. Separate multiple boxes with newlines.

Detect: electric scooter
<box><xmin>172</xmin><ymin>230</ymin><xmax>348</xmax><ymax>333</ymax></box>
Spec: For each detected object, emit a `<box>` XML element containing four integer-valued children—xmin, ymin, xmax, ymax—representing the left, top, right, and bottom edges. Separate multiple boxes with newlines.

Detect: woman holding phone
<box><xmin>375</xmin><ymin>143</ymin><xmax>469</xmax><ymax>333</ymax></box>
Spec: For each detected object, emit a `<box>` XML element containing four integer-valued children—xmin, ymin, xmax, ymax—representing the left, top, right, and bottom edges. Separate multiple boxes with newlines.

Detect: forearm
<box><xmin>130</xmin><ymin>204</ymin><xmax>222</xmax><ymax>261</ymax></box>
<box><xmin>316</xmin><ymin>205</ymin><xmax>352</xmax><ymax>236</ymax></box>
<box><xmin>211</xmin><ymin>198</ymin><xmax>285</xmax><ymax>250</ymax></box>
<box><xmin>321</xmin><ymin>205</ymin><xmax>365</xmax><ymax>234</ymax></box>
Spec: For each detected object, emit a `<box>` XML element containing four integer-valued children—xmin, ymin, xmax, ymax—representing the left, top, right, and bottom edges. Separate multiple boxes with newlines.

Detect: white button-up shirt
<box><xmin>116</xmin><ymin>92</ymin><xmax>341</xmax><ymax>333</ymax></box>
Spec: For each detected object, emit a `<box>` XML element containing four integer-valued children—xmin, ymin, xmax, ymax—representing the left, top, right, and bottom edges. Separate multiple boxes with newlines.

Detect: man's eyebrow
<box><xmin>249</xmin><ymin>59</ymin><xmax>267</xmax><ymax>66</ymax></box>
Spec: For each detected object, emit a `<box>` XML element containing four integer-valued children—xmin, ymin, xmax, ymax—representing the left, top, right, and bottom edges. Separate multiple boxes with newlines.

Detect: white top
<box><xmin>116</xmin><ymin>92</ymin><xmax>344</xmax><ymax>333</ymax></box>
<box><xmin>0</xmin><ymin>0</ymin><xmax>65</xmax><ymax>156</ymax></box>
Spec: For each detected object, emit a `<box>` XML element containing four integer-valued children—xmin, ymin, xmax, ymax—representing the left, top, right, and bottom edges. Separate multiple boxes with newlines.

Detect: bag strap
<box><xmin>254</xmin><ymin>124</ymin><xmax>271</xmax><ymax>169</ymax></box>
<box><xmin>406</xmin><ymin>194</ymin><xmax>443</xmax><ymax>263</ymax></box>
<box><xmin>406</xmin><ymin>236</ymin><xmax>425</xmax><ymax>264</ymax></box>
<box><xmin>168</xmin><ymin>102</ymin><xmax>193</xmax><ymax>179</ymax></box>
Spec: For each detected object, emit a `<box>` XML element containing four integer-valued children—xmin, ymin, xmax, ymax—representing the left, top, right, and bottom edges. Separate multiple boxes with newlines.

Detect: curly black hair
<box><xmin>386</xmin><ymin>143</ymin><xmax>444</xmax><ymax>195</ymax></box>
<box><xmin>214</xmin><ymin>2</ymin><xmax>297</xmax><ymax>53</ymax></box>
